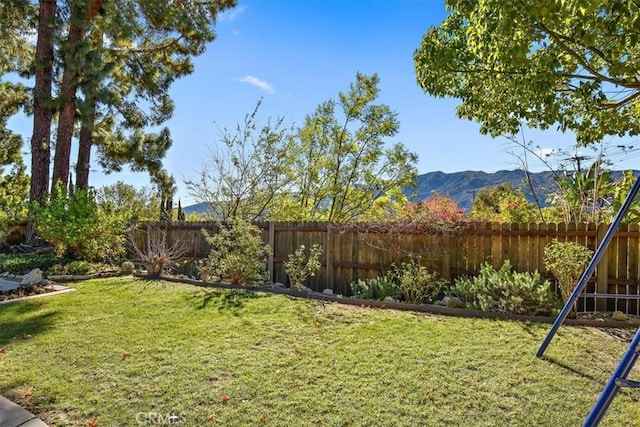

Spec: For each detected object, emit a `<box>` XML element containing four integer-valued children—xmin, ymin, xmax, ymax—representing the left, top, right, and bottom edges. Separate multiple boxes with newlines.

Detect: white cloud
<box><xmin>219</xmin><ymin>5</ymin><xmax>247</xmax><ymax>22</ymax></box>
<box><xmin>238</xmin><ymin>75</ymin><xmax>275</xmax><ymax>94</ymax></box>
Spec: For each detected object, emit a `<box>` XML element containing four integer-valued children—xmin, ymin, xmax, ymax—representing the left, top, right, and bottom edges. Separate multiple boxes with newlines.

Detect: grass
<box><xmin>0</xmin><ymin>277</ymin><xmax>639</xmax><ymax>426</ymax></box>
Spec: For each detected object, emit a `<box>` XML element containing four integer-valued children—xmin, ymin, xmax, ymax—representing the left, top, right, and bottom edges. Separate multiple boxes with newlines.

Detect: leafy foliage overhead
<box><xmin>414</xmin><ymin>0</ymin><xmax>640</xmax><ymax>145</ymax></box>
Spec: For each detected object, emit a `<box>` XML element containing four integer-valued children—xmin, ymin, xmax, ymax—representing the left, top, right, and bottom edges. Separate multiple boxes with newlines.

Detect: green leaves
<box><xmin>32</xmin><ymin>186</ymin><xmax>127</xmax><ymax>261</ymax></box>
<box><xmin>414</xmin><ymin>0</ymin><xmax>640</xmax><ymax>145</ymax></box>
<box><xmin>292</xmin><ymin>73</ymin><xmax>417</xmax><ymax>222</ymax></box>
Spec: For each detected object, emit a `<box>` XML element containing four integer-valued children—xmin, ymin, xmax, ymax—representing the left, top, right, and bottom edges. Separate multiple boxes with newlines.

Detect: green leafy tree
<box><xmin>414</xmin><ymin>0</ymin><xmax>640</xmax><ymax>146</ymax></box>
<box><xmin>0</xmin><ymin>132</ymin><xmax>29</xmax><ymax>221</ymax></box>
<box><xmin>185</xmin><ymin>100</ymin><xmax>296</xmax><ymax>221</ymax></box>
<box><xmin>608</xmin><ymin>170</ymin><xmax>640</xmax><ymax>223</ymax></box>
<box><xmin>95</xmin><ymin>181</ymin><xmax>161</xmax><ymax>224</ymax></box>
<box><xmin>76</xmin><ymin>0</ymin><xmax>238</xmax><ymax>191</ymax></box>
<box><xmin>7</xmin><ymin>0</ymin><xmax>236</xmax><ymax>202</ymax></box>
<box><xmin>33</xmin><ymin>186</ymin><xmax>127</xmax><ymax>261</ymax></box>
<box><xmin>0</xmin><ymin>1</ymin><xmax>32</xmax><ymax>218</ymax></box>
<box><xmin>289</xmin><ymin>73</ymin><xmax>418</xmax><ymax>222</ymax></box>
<box><xmin>470</xmin><ymin>183</ymin><xmax>537</xmax><ymax>223</ymax></box>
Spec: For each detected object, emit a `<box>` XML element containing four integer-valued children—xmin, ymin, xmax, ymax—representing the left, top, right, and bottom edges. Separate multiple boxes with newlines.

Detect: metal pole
<box><xmin>583</xmin><ymin>326</ymin><xmax>640</xmax><ymax>426</ymax></box>
<box><xmin>536</xmin><ymin>176</ymin><xmax>640</xmax><ymax>358</ymax></box>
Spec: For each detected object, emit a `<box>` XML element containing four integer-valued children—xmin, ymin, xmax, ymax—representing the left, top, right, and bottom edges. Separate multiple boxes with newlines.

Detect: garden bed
<box><xmin>0</xmin><ymin>282</ymin><xmax>73</xmax><ymax>304</ymax></box>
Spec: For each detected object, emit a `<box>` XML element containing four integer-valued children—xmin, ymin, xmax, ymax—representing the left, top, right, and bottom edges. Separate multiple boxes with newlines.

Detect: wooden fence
<box><xmin>132</xmin><ymin>221</ymin><xmax>640</xmax><ymax>315</ymax></box>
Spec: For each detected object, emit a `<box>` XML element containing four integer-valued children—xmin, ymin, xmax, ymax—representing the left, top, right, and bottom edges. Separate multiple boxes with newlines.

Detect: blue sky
<box><xmin>9</xmin><ymin>0</ymin><xmax>640</xmax><ymax>205</ymax></box>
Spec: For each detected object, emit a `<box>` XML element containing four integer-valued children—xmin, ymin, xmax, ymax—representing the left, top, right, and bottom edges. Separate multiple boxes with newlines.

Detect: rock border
<box><xmin>0</xmin><ymin>284</ymin><xmax>75</xmax><ymax>305</ymax></box>
<box><xmin>144</xmin><ymin>274</ymin><xmax>640</xmax><ymax>330</ymax></box>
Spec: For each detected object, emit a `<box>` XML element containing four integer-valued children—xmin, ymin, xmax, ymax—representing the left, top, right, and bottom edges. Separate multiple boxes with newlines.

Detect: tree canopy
<box><xmin>290</xmin><ymin>73</ymin><xmax>418</xmax><ymax>222</ymax></box>
<box><xmin>414</xmin><ymin>0</ymin><xmax>640</xmax><ymax>145</ymax></box>
<box><xmin>1</xmin><ymin>0</ymin><xmax>236</xmax><ymax>205</ymax></box>
<box><xmin>187</xmin><ymin>73</ymin><xmax>418</xmax><ymax>222</ymax></box>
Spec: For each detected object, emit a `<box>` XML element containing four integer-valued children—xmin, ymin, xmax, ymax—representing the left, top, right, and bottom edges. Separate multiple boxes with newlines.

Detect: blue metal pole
<box><xmin>583</xmin><ymin>326</ymin><xmax>640</xmax><ymax>426</ymax></box>
<box><xmin>536</xmin><ymin>176</ymin><xmax>640</xmax><ymax>358</ymax></box>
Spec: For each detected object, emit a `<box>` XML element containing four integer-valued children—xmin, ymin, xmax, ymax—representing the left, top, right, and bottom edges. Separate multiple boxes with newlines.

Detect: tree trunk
<box><xmin>51</xmin><ymin>2</ymin><xmax>85</xmax><ymax>194</ymax></box>
<box><xmin>51</xmin><ymin>0</ymin><xmax>105</xmax><ymax>194</ymax></box>
<box><xmin>29</xmin><ymin>0</ymin><xmax>56</xmax><ymax>205</ymax></box>
<box><xmin>75</xmin><ymin>97</ymin><xmax>96</xmax><ymax>190</ymax></box>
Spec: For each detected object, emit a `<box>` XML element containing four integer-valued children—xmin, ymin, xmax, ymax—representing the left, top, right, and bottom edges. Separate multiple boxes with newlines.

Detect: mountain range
<box><xmin>183</xmin><ymin>169</ymin><xmax>637</xmax><ymax>215</ymax></box>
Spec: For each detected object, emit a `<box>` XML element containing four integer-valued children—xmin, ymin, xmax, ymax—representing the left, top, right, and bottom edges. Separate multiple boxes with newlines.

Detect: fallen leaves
<box><xmin>88</xmin><ymin>417</ymin><xmax>98</xmax><ymax>427</ymax></box>
<box><xmin>23</xmin><ymin>389</ymin><xmax>33</xmax><ymax>399</ymax></box>
<box><xmin>122</xmin><ymin>352</ymin><xmax>131</xmax><ymax>359</ymax></box>
<box><xmin>206</xmin><ymin>414</ymin><xmax>216</xmax><ymax>423</ymax></box>
<box><xmin>0</xmin><ymin>348</ymin><xmax>6</xmax><ymax>354</ymax></box>
<box><xmin>221</xmin><ymin>394</ymin><xmax>229</xmax><ymax>404</ymax></box>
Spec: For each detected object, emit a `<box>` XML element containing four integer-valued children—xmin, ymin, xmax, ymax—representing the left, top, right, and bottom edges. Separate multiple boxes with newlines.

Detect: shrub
<box><xmin>199</xmin><ymin>217</ymin><xmax>271</xmax><ymax>285</ymax></box>
<box><xmin>66</xmin><ymin>260</ymin><xmax>93</xmax><ymax>275</ymax></box>
<box><xmin>128</xmin><ymin>226</ymin><xmax>188</xmax><ymax>276</ymax></box>
<box><xmin>284</xmin><ymin>244</ymin><xmax>323</xmax><ymax>290</ymax></box>
<box><xmin>120</xmin><ymin>261</ymin><xmax>135</xmax><ymax>274</ymax></box>
<box><xmin>0</xmin><ymin>254</ymin><xmax>72</xmax><ymax>275</ymax></box>
<box><xmin>32</xmin><ymin>187</ymin><xmax>127</xmax><ymax>262</ymax></box>
<box><xmin>449</xmin><ymin>261</ymin><xmax>561</xmax><ymax>316</ymax></box>
<box><xmin>388</xmin><ymin>258</ymin><xmax>448</xmax><ymax>304</ymax></box>
<box><xmin>544</xmin><ymin>239</ymin><xmax>593</xmax><ymax>302</ymax></box>
<box><xmin>350</xmin><ymin>275</ymin><xmax>399</xmax><ymax>300</ymax></box>
<box><xmin>48</xmin><ymin>264</ymin><xmax>67</xmax><ymax>275</ymax></box>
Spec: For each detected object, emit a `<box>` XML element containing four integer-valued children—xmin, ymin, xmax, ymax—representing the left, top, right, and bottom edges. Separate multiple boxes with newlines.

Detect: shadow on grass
<box><xmin>186</xmin><ymin>288</ymin><xmax>265</xmax><ymax>313</ymax></box>
<box><xmin>0</xmin><ymin>302</ymin><xmax>59</xmax><ymax>347</ymax></box>
<box><xmin>540</xmin><ymin>355</ymin><xmax>601</xmax><ymax>384</ymax></box>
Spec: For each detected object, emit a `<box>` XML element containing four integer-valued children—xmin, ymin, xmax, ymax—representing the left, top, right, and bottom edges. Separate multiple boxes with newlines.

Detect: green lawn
<box><xmin>0</xmin><ymin>277</ymin><xmax>638</xmax><ymax>426</ymax></box>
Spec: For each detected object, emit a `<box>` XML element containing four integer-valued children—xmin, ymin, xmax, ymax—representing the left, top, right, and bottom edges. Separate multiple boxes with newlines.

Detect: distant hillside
<box><xmin>411</xmin><ymin>169</ymin><xmax>638</xmax><ymax>211</ymax></box>
<box><xmin>183</xmin><ymin>169</ymin><xmax>638</xmax><ymax>215</ymax></box>
<box><xmin>182</xmin><ymin>202</ymin><xmax>213</xmax><ymax>217</ymax></box>
<box><xmin>410</xmin><ymin>170</ymin><xmax>558</xmax><ymax>211</ymax></box>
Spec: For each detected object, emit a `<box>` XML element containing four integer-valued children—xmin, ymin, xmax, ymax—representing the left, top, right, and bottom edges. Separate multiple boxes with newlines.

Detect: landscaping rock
<box><xmin>612</xmin><ymin>311</ymin><xmax>629</xmax><ymax>321</ymax></box>
<box><xmin>323</xmin><ymin>289</ymin><xmax>333</xmax><ymax>295</ymax></box>
<box><xmin>272</xmin><ymin>282</ymin><xmax>286</xmax><ymax>289</ymax></box>
<box><xmin>442</xmin><ymin>296</ymin><xmax>465</xmax><ymax>309</ymax></box>
<box><xmin>383</xmin><ymin>296</ymin><xmax>395</xmax><ymax>302</ymax></box>
<box><xmin>20</xmin><ymin>269</ymin><xmax>43</xmax><ymax>286</ymax></box>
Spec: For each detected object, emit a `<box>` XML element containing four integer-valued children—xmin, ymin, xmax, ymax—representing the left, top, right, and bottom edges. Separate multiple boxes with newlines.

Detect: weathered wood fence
<box><xmin>132</xmin><ymin>221</ymin><xmax>640</xmax><ymax>315</ymax></box>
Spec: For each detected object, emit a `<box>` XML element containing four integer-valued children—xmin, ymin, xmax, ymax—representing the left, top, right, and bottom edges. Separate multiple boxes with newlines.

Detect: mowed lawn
<box><xmin>0</xmin><ymin>278</ymin><xmax>639</xmax><ymax>426</ymax></box>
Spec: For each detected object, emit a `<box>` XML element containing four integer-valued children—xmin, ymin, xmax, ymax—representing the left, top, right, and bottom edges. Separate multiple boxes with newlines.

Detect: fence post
<box><xmin>596</xmin><ymin>223</ymin><xmax>609</xmax><ymax>312</ymax></box>
<box><xmin>442</xmin><ymin>232</ymin><xmax>451</xmax><ymax>279</ymax></box>
<box><xmin>146</xmin><ymin>223</ymin><xmax>151</xmax><ymax>254</ymax></box>
<box><xmin>268</xmin><ymin>222</ymin><xmax>275</xmax><ymax>282</ymax></box>
<box><xmin>326</xmin><ymin>225</ymin><xmax>334</xmax><ymax>290</ymax></box>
